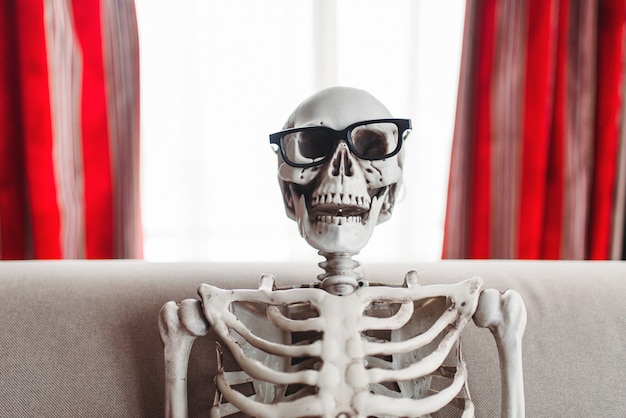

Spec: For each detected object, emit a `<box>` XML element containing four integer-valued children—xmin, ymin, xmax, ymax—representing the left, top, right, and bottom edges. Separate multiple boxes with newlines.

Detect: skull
<box><xmin>273</xmin><ymin>87</ymin><xmax>409</xmax><ymax>254</ymax></box>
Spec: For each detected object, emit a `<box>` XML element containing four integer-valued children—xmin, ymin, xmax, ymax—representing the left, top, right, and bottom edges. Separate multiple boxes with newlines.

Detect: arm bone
<box><xmin>159</xmin><ymin>299</ymin><xmax>210</xmax><ymax>418</ymax></box>
<box><xmin>473</xmin><ymin>288</ymin><xmax>527</xmax><ymax>418</ymax></box>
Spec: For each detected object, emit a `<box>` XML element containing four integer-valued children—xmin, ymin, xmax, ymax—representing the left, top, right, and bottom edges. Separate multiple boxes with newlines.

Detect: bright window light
<box><xmin>135</xmin><ymin>0</ymin><xmax>465</xmax><ymax>262</ymax></box>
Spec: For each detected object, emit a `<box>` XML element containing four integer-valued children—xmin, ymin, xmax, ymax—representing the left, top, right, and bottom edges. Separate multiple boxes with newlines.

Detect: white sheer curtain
<box><xmin>135</xmin><ymin>0</ymin><xmax>465</xmax><ymax>262</ymax></box>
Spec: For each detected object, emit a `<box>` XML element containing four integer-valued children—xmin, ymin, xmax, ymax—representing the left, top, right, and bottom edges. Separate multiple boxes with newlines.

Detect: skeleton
<box><xmin>160</xmin><ymin>87</ymin><xmax>527</xmax><ymax>417</ymax></box>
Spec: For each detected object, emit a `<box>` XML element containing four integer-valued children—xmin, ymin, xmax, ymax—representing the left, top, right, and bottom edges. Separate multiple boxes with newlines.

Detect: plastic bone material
<box><xmin>159</xmin><ymin>299</ymin><xmax>210</xmax><ymax>417</ymax></box>
<box><xmin>159</xmin><ymin>87</ymin><xmax>527</xmax><ymax>417</ymax></box>
<box><xmin>161</xmin><ymin>271</ymin><xmax>485</xmax><ymax>417</ymax></box>
<box><xmin>159</xmin><ymin>273</ymin><xmax>528</xmax><ymax>417</ymax></box>
<box><xmin>473</xmin><ymin>289</ymin><xmax>527</xmax><ymax>418</ymax></box>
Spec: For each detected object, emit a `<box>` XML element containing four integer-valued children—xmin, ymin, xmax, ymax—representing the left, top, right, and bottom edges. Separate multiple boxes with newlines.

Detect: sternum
<box><xmin>315</xmin><ymin>292</ymin><xmax>366</xmax><ymax>415</ymax></box>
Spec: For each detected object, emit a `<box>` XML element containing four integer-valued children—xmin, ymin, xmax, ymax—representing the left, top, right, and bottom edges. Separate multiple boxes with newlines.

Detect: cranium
<box><xmin>272</xmin><ymin>87</ymin><xmax>410</xmax><ymax>254</ymax></box>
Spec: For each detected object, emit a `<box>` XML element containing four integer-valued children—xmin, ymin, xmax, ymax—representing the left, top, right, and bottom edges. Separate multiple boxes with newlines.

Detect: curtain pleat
<box><xmin>518</xmin><ymin>0</ymin><xmax>559</xmax><ymax>259</ymax></box>
<box><xmin>0</xmin><ymin>0</ymin><xmax>141</xmax><ymax>259</ymax></box>
<box><xmin>444</xmin><ymin>0</ymin><xmax>626</xmax><ymax>260</ymax></box>
<box><xmin>589</xmin><ymin>0</ymin><xmax>626</xmax><ymax>259</ymax></box>
<box><xmin>102</xmin><ymin>0</ymin><xmax>142</xmax><ymax>259</ymax></box>
<box><xmin>0</xmin><ymin>0</ymin><xmax>28</xmax><ymax>259</ymax></box>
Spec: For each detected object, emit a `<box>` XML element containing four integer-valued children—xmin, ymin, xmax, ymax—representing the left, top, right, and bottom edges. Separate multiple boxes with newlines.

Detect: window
<box><xmin>135</xmin><ymin>0</ymin><xmax>465</xmax><ymax>262</ymax></box>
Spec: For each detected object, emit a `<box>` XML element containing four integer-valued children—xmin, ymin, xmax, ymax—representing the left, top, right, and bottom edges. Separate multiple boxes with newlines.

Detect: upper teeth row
<box><xmin>311</xmin><ymin>193</ymin><xmax>370</xmax><ymax>207</ymax></box>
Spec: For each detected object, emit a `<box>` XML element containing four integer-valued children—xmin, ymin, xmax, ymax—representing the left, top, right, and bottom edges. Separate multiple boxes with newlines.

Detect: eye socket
<box><xmin>283</xmin><ymin>129</ymin><xmax>335</xmax><ymax>164</ymax></box>
<box><xmin>351</xmin><ymin>122</ymin><xmax>398</xmax><ymax>158</ymax></box>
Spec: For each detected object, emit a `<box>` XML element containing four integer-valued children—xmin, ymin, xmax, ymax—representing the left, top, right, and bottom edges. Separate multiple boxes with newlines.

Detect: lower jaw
<box><xmin>305</xmin><ymin>222</ymin><xmax>371</xmax><ymax>253</ymax></box>
<box><xmin>293</xmin><ymin>190</ymin><xmax>387</xmax><ymax>254</ymax></box>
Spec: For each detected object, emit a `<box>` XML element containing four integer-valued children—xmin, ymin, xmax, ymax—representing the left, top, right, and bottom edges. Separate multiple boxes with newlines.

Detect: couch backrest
<box><xmin>0</xmin><ymin>260</ymin><xmax>624</xmax><ymax>417</ymax></box>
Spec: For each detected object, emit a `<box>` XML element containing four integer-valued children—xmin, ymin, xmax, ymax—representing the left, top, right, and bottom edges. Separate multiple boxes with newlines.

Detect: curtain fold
<box><xmin>0</xmin><ymin>0</ymin><xmax>141</xmax><ymax>259</ymax></box>
<box><xmin>443</xmin><ymin>0</ymin><xmax>626</xmax><ymax>259</ymax></box>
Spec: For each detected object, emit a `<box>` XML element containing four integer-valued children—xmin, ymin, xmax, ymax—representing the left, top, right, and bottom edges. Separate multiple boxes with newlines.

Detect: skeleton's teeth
<box><xmin>311</xmin><ymin>193</ymin><xmax>370</xmax><ymax>210</ymax></box>
<box><xmin>316</xmin><ymin>215</ymin><xmax>363</xmax><ymax>225</ymax></box>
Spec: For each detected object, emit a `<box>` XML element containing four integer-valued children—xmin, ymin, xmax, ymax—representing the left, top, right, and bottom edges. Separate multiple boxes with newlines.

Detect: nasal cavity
<box><xmin>331</xmin><ymin>146</ymin><xmax>353</xmax><ymax>177</ymax></box>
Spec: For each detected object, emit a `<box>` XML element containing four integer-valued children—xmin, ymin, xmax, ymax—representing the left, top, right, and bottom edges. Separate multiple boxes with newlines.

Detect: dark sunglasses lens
<box><xmin>351</xmin><ymin>122</ymin><xmax>400</xmax><ymax>159</ymax></box>
<box><xmin>283</xmin><ymin>129</ymin><xmax>335</xmax><ymax>166</ymax></box>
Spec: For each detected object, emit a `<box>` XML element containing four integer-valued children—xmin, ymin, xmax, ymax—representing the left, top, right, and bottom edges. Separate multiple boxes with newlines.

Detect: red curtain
<box><xmin>0</xmin><ymin>0</ymin><xmax>142</xmax><ymax>259</ymax></box>
<box><xmin>443</xmin><ymin>0</ymin><xmax>626</xmax><ymax>260</ymax></box>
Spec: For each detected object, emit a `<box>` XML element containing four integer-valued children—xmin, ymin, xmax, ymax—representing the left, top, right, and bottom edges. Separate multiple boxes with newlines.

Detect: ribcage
<box><xmin>200</xmin><ymin>274</ymin><xmax>481</xmax><ymax>418</ymax></box>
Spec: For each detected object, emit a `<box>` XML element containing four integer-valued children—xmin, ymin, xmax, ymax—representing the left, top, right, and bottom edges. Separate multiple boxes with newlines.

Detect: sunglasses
<box><xmin>269</xmin><ymin>118</ymin><xmax>411</xmax><ymax>168</ymax></box>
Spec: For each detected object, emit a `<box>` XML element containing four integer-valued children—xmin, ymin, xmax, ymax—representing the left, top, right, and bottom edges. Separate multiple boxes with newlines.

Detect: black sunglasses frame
<box><xmin>269</xmin><ymin>118</ymin><xmax>412</xmax><ymax>168</ymax></box>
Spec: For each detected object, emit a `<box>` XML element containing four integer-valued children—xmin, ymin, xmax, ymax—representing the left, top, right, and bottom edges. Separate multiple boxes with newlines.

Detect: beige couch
<box><xmin>0</xmin><ymin>260</ymin><xmax>624</xmax><ymax>417</ymax></box>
